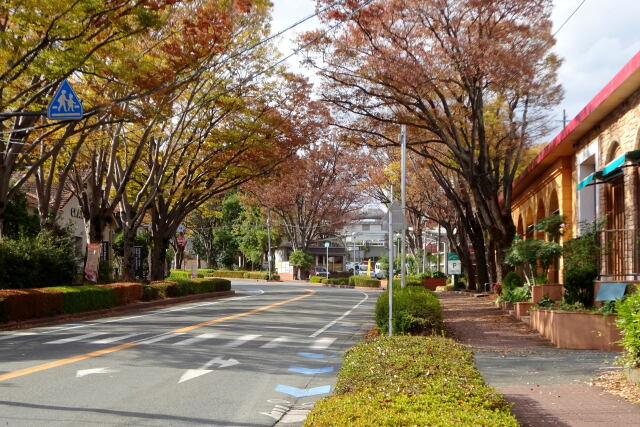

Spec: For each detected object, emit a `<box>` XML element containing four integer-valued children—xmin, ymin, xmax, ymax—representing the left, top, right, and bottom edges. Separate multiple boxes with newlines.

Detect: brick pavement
<box><xmin>439</xmin><ymin>293</ymin><xmax>640</xmax><ymax>427</ymax></box>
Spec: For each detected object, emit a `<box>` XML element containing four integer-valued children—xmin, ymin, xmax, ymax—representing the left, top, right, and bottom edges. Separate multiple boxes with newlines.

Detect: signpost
<box><xmin>324</xmin><ymin>241</ymin><xmax>330</xmax><ymax>278</ymax></box>
<box><xmin>447</xmin><ymin>253</ymin><xmax>461</xmax><ymax>289</ymax></box>
<box><xmin>47</xmin><ymin>79</ymin><xmax>83</xmax><ymax>120</ymax></box>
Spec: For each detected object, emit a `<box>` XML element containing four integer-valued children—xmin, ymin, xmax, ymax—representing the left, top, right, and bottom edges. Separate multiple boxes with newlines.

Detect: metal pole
<box><xmin>267</xmin><ymin>210</ymin><xmax>272</xmax><ymax>280</ymax></box>
<box><xmin>388</xmin><ymin>193</ymin><xmax>394</xmax><ymax>337</ymax></box>
<box><xmin>326</xmin><ymin>245</ymin><xmax>329</xmax><ymax>279</ymax></box>
<box><xmin>400</xmin><ymin>125</ymin><xmax>407</xmax><ymax>289</ymax></box>
<box><xmin>437</xmin><ymin>224</ymin><xmax>441</xmax><ymax>272</ymax></box>
<box><xmin>422</xmin><ymin>230</ymin><xmax>426</xmax><ymax>273</ymax></box>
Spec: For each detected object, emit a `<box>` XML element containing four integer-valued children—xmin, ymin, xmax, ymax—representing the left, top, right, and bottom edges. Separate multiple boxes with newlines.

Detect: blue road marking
<box><xmin>288</xmin><ymin>366</ymin><xmax>334</xmax><ymax>375</ymax></box>
<box><xmin>298</xmin><ymin>352</ymin><xmax>336</xmax><ymax>359</ymax></box>
<box><xmin>275</xmin><ymin>384</ymin><xmax>331</xmax><ymax>398</ymax></box>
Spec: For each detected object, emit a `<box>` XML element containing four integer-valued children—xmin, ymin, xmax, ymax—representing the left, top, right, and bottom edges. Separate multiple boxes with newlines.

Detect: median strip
<box><xmin>0</xmin><ymin>289</ymin><xmax>316</xmax><ymax>382</ymax></box>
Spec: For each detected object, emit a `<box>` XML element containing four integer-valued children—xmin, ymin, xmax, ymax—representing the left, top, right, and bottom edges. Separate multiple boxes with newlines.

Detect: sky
<box><xmin>270</xmin><ymin>0</ymin><xmax>640</xmax><ymax>142</ymax></box>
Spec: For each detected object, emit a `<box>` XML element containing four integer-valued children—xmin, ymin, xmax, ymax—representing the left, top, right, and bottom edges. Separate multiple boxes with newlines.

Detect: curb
<box><xmin>0</xmin><ymin>290</ymin><xmax>236</xmax><ymax>331</ymax></box>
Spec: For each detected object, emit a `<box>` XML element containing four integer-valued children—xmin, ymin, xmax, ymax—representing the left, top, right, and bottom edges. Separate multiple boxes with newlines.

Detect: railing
<box><xmin>596</xmin><ymin>228</ymin><xmax>640</xmax><ymax>279</ymax></box>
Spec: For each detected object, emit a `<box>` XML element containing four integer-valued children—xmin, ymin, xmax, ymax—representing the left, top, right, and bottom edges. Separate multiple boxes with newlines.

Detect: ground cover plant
<box><xmin>348</xmin><ymin>276</ymin><xmax>380</xmax><ymax>287</ymax></box>
<box><xmin>303</xmin><ymin>336</ymin><xmax>518</xmax><ymax>426</ymax></box>
<box><xmin>617</xmin><ymin>290</ymin><xmax>640</xmax><ymax>368</ymax></box>
<box><xmin>375</xmin><ymin>286</ymin><xmax>443</xmax><ymax>335</ymax></box>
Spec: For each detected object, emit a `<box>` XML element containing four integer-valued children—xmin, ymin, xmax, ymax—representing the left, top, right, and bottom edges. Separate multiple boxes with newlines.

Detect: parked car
<box><xmin>310</xmin><ymin>266</ymin><xmax>329</xmax><ymax>278</ymax></box>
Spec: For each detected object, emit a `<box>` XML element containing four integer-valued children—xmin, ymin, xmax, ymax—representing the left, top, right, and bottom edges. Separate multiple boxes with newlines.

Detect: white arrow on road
<box><xmin>179</xmin><ymin>356</ymin><xmax>239</xmax><ymax>383</ymax></box>
<box><xmin>76</xmin><ymin>367</ymin><xmax>118</xmax><ymax>378</ymax></box>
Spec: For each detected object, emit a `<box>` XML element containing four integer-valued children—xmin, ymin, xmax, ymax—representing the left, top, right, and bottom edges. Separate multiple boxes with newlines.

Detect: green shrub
<box><xmin>322</xmin><ymin>277</ymin><xmax>350</xmax><ymax>286</ymax></box>
<box><xmin>243</xmin><ymin>271</ymin><xmax>271</xmax><ymax>280</ymax></box>
<box><xmin>211</xmin><ymin>270</ymin><xmax>247</xmax><ymax>279</ymax></box>
<box><xmin>431</xmin><ymin>271</ymin><xmax>447</xmax><ymax>279</ymax></box>
<box><xmin>48</xmin><ymin>286</ymin><xmax>117</xmax><ymax>314</ymax></box>
<box><xmin>304</xmin><ymin>336</ymin><xmax>518</xmax><ymax>427</ymax></box>
<box><xmin>375</xmin><ymin>286</ymin><xmax>443</xmax><ymax>335</ymax></box>
<box><xmin>349</xmin><ymin>276</ymin><xmax>381</xmax><ymax>287</ymax></box>
<box><xmin>0</xmin><ymin>229</ymin><xmax>80</xmax><ymax>289</ymax></box>
<box><xmin>563</xmin><ymin>266</ymin><xmax>597</xmax><ymax>307</ymax></box>
<box><xmin>189</xmin><ymin>278</ymin><xmax>231</xmax><ymax>293</ymax></box>
<box><xmin>143</xmin><ymin>281</ymin><xmax>178</xmax><ymax>300</ymax></box>
<box><xmin>99</xmin><ymin>282</ymin><xmax>143</xmax><ymax>305</ymax></box>
<box><xmin>617</xmin><ymin>290</ymin><xmax>640</xmax><ymax>368</ymax></box>
<box><xmin>393</xmin><ymin>277</ymin><xmax>422</xmax><ymax>287</ymax></box>
<box><xmin>198</xmin><ymin>269</ymin><xmax>217</xmax><ymax>277</ymax></box>
<box><xmin>500</xmin><ymin>285</ymin><xmax>531</xmax><ymax>304</ymax></box>
<box><xmin>169</xmin><ymin>270</ymin><xmax>192</xmax><ymax>281</ymax></box>
<box><xmin>502</xmin><ymin>271</ymin><xmax>524</xmax><ymax>291</ymax></box>
<box><xmin>310</xmin><ymin>276</ymin><xmax>324</xmax><ymax>283</ymax></box>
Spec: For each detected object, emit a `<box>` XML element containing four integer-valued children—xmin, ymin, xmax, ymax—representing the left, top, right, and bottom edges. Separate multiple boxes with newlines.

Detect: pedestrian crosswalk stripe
<box><xmin>260</xmin><ymin>336</ymin><xmax>289</xmax><ymax>349</ymax></box>
<box><xmin>138</xmin><ymin>333</ymin><xmax>184</xmax><ymax>345</ymax></box>
<box><xmin>45</xmin><ymin>332</ymin><xmax>106</xmax><ymax>344</ymax></box>
<box><xmin>174</xmin><ymin>333</ymin><xmax>218</xmax><ymax>346</ymax></box>
<box><xmin>224</xmin><ymin>334</ymin><xmax>261</xmax><ymax>347</ymax></box>
<box><xmin>310</xmin><ymin>337</ymin><xmax>336</xmax><ymax>350</ymax></box>
<box><xmin>91</xmin><ymin>333</ymin><xmax>141</xmax><ymax>344</ymax></box>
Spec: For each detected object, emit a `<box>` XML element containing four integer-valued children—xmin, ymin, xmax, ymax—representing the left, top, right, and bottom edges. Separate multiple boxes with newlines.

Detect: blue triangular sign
<box><xmin>47</xmin><ymin>79</ymin><xmax>83</xmax><ymax>120</ymax></box>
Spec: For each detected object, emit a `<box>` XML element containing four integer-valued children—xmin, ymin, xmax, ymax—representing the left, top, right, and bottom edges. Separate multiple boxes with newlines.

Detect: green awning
<box><xmin>577</xmin><ymin>172</ymin><xmax>595</xmax><ymax>191</ymax></box>
<box><xmin>595</xmin><ymin>150</ymin><xmax>640</xmax><ymax>181</ymax></box>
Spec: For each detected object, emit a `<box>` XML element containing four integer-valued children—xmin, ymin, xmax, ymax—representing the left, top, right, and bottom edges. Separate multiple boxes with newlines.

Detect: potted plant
<box><xmin>421</xmin><ymin>270</ymin><xmax>447</xmax><ymax>290</ymax></box>
<box><xmin>505</xmin><ymin>238</ymin><xmax>562</xmax><ymax>304</ymax></box>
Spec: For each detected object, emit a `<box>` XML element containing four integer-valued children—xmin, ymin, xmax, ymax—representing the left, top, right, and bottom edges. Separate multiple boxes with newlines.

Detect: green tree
<box><xmin>505</xmin><ymin>239</ymin><xmax>562</xmax><ymax>286</ymax></box>
<box><xmin>289</xmin><ymin>250</ymin><xmax>313</xmax><ymax>280</ymax></box>
<box><xmin>3</xmin><ymin>188</ymin><xmax>40</xmax><ymax>239</ymax></box>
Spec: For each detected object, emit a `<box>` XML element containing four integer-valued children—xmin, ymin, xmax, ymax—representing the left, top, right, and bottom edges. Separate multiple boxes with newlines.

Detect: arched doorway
<box><xmin>536</xmin><ymin>198</ymin><xmax>546</xmax><ymax>240</ymax></box>
<box><xmin>548</xmin><ymin>189</ymin><xmax>560</xmax><ymax>283</ymax></box>
<box><xmin>605</xmin><ymin>142</ymin><xmax>624</xmax><ymax>276</ymax></box>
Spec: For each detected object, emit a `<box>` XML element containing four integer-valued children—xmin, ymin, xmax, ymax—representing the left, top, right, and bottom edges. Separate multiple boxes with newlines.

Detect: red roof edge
<box><xmin>514</xmin><ymin>50</ymin><xmax>640</xmax><ymax>187</ymax></box>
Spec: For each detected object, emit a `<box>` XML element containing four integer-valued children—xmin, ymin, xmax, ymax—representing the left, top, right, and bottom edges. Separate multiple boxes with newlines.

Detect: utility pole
<box><xmin>400</xmin><ymin>125</ymin><xmax>407</xmax><ymax>289</ymax></box>
<box><xmin>388</xmin><ymin>185</ymin><xmax>394</xmax><ymax>337</ymax></box>
<box><xmin>267</xmin><ymin>210</ymin><xmax>272</xmax><ymax>280</ymax></box>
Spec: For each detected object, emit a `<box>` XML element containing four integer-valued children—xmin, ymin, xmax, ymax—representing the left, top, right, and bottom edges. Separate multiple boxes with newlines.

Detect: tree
<box><xmin>306</xmin><ymin>0</ymin><xmax>563</xmax><ymax>280</ymax></box>
<box><xmin>289</xmin><ymin>249</ymin><xmax>313</xmax><ymax>280</ymax></box>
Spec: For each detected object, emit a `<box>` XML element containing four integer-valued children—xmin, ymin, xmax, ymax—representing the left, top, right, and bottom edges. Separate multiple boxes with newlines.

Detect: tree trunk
<box><xmin>121</xmin><ymin>228</ymin><xmax>138</xmax><ymax>281</ymax></box>
<box><xmin>86</xmin><ymin>215</ymin><xmax>110</xmax><ymax>244</ymax></box>
<box><xmin>150</xmin><ymin>234</ymin><xmax>170</xmax><ymax>281</ymax></box>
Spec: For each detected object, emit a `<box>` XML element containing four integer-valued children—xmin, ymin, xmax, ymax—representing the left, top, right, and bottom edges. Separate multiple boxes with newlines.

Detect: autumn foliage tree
<box><xmin>306</xmin><ymin>0</ymin><xmax>563</xmax><ymax>280</ymax></box>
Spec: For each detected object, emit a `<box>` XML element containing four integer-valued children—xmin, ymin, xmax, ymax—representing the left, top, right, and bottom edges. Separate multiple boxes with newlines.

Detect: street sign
<box><xmin>324</xmin><ymin>241</ymin><xmax>330</xmax><ymax>248</ymax></box>
<box><xmin>47</xmin><ymin>79</ymin><xmax>83</xmax><ymax>120</ymax></box>
<box><xmin>176</xmin><ymin>236</ymin><xmax>186</xmax><ymax>246</ymax></box>
<box><xmin>447</xmin><ymin>252</ymin><xmax>460</xmax><ymax>261</ymax></box>
<box><xmin>389</xmin><ymin>201</ymin><xmax>404</xmax><ymax>232</ymax></box>
<box><xmin>177</xmin><ymin>224</ymin><xmax>186</xmax><ymax>233</ymax></box>
<box><xmin>448</xmin><ymin>260</ymin><xmax>462</xmax><ymax>275</ymax></box>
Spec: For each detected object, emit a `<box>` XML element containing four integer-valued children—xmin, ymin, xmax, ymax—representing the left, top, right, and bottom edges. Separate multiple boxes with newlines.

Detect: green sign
<box><xmin>324</xmin><ymin>242</ymin><xmax>330</xmax><ymax>248</ymax></box>
<box><xmin>447</xmin><ymin>253</ymin><xmax>460</xmax><ymax>261</ymax></box>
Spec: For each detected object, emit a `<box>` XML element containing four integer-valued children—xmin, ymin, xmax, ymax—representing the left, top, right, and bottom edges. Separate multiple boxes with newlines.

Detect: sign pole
<box><xmin>400</xmin><ymin>125</ymin><xmax>407</xmax><ymax>289</ymax></box>
<box><xmin>388</xmin><ymin>187</ymin><xmax>394</xmax><ymax>337</ymax></box>
<box><xmin>267</xmin><ymin>210</ymin><xmax>272</xmax><ymax>280</ymax></box>
<box><xmin>324</xmin><ymin>241</ymin><xmax>330</xmax><ymax>279</ymax></box>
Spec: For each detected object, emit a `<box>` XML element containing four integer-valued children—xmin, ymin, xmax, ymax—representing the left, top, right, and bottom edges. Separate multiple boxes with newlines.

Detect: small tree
<box><xmin>289</xmin><ymin>250</ymin><xmax>313</xmax><ymax>280</ymax></box>
<box><xmin>505</xmin><ymin>239</ymin><xmax>562</xmax><ymax>286</ymax></box>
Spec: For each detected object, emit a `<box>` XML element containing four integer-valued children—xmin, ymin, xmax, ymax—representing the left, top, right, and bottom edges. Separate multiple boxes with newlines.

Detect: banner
<box><xmin>85</xmin><ymin>243</ymin><xmax>101</xmax><ymax>282</ymax></box>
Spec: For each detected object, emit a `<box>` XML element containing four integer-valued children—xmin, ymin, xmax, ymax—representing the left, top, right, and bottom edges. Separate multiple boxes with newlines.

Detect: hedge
<box><xmin>309</xmin><ymin>276</ymin><xmax>324</xmax><ymax>283</ymax></box>
<box><xmin>375</xmin><ymin>286</ymin><xmax>443</xmax><ymax>335</ymax></box>
<box><xmin>243</xmin><ymin>271</ymin><xmax>279</xmax><ymax>280</ymax></box>
<box><xmin>321</xmin><ymin>277</ymin><xmax>350</xmax><ymax>286</ymax></box>
<box><xmin>304</xmin><ymin>336</ymin><xmax>518</xmax><ymax>426</ymax></box>
<box><xmin>348</xmin><ymin>276</ymin><xmax>381</xmax><ymax>287</ymax></box>
<box><xmin>143</xmin><ymin>278</ymin><xmax>231</xmax><ymax>301</ymax></box>
<box><xmin>392</xmin><ymin>277</ymin><xmax>422</xmax><ymax>287</ymax></box>
<box><xmin>617</xmin><ymin>290</ymin><xmax>640</xmax><ymax>368</ymax></box>
<box><xmin>99</xmin><ymin>282</ymin><xmax>143</xmax><ymax>305</ymax></box>
<box><xmin>209</xmin><ymin>270</ymin><xmax>247</xmax><ymax>279</ymax></box>
<box><xmin>169</xmin><ymin>270</ymin><xmax>203</xmax><ymax>281</ymax></box>
<box><xmin>0</xmin><ymin>288</ymin><xmax>65</xmax><ymax>321</ymax></box>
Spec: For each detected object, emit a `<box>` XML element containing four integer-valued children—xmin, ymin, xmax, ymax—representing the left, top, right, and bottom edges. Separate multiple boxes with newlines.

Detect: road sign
<box><xmin>176</xmin><ymin>236</ymin><xmax>186</xmax><ymax>246</ymax></box>
<box><xmin>177</xmin><ymin>224</ymin><xmax>186</xmax><ymax>233</ymax></box>
<box><xmin>447</xmin><ymin>252</ymin><xmax>460</xmax><ymax>261</ymax></box>
<box><xmin>389</xmin><ymin>201</ymin><xmax>404</xmax><ymax>232</ymax></box>
<box><xmin>47</xmin><ymin>79</ymin><xmax>83</xmax><ymax>120</ymax></box>
<box><xmin>448</xmin><ymin>260</ymin><xmax>462</xmax><ymax>275</ymax></box>
<box><xmin>324</xmin><ymin>241</ymin><xmax>330</xmax><ymax>248</ymax></box>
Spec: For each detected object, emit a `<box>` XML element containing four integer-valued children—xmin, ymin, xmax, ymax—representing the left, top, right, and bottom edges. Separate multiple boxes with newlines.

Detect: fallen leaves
<box><xmin>591</xmin><ymin>370</ymin><xmax>640</xmax><ymax>404</ymax></box>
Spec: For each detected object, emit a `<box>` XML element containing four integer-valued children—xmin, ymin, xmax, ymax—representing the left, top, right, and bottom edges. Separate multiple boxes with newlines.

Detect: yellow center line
<box><xmin>0</xmin><ymin>289</ymin><xmax>316</xmax><ymax>382</ymax></box>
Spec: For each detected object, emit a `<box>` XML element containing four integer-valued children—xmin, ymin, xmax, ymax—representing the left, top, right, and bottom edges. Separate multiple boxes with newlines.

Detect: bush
<box><xmin>169</xmin><ymin>270</ymin><xmax>192</xmax><ymax>281</ymax></box>
<box><xmin>393</xmin><ymin>277</ymin><xmax>422</xmax><ymax>287</ymax></box>
<box><xmin>0</xmin><ymin>229</ymin><xmax>80</xmax><ymax>289</ymax></box>
<box><xmin>375</xmin><ymin>286</ymin><xmax>443</xmax><ymax>335</ymax></box>
<box><xmin>348</xmin><ymin>276</ymin><xmax>381</xmax><ymax>287</ymax></box>
<box><xmin>617</xmin><ymin>290</ymin><xmax>640</xmax><ymax>368</ymax></box>
<box><xmin>563</xmin><ymin>266</ymin><xmax>597</xmax><ymax>307</ymax></box>
<box><xmin>211</xmin><ymin>270</ymin><xmax>247</xmax><ymax>279</ymax></box>
<box><xmin>0</xmin><ymin>288</ymin><xmax>64</xmax><ymax>321</ymax></box>
<box><xmin>322</xmin><ymin>277</ymin><xmax>350</xmax><ymax>286</ymax></box>
<box><xmin>431</xmin><ymin>271</ymin><xmax>447</xmax><ymax>279</ymax></box>
<box><xmin>502</xmin><ymin>272</ymin><xmax>524</xmax><ymax>291</ymax></box>
<box><xmin>243</xmin><ymin>271</ymin><xmax>271</xmax><ymax>280</ymax></box>
<box><xmin>189</xmin><ymin>278</ymin><xmax>231</xmax><ymax>293</ymax></box>
<box><xmin>143</xmin><ymin>281</ymin><xmax>179</xmax><ymax>300</ymax></box>
<box><xmin>303</xmin><ymin>336</ymin><xmax>518</xmax><ymax>426</ymax></box>
<box><xmin>99</xmin><ymin>282</ymin><xmax>143</xmax><ymax>305</ymax></box>
<box><xmin>309</xmin><ymin>275</ymin><xmax>324</xmax><ymax>283</ymax></box>
<box><xmin>47</xmin><ymin>286</ymin><xmax>117</xmax><ymax>314</ymax></box>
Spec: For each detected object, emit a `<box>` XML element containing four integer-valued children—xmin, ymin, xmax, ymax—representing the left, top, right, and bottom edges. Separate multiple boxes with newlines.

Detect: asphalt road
<box><xmin>0</xmin><ymin>282</ymin><xmax>379</xmax><ymax>426</ymax></box>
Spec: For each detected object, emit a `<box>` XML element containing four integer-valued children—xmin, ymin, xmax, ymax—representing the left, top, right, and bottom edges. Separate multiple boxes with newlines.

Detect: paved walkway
<box><xmin>439</xmin><ymin>293</ymin><xmax>640</xmax><ymax>427</ymax></box>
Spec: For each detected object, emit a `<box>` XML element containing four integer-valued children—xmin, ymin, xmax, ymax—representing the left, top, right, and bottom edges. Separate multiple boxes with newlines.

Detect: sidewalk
<box><xmin>439</xmin><ymin>293</ymin><xmax>640</xmax><ymax>427</ymax></box>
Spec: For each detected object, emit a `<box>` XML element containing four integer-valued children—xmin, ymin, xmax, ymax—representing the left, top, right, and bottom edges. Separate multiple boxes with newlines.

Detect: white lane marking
<box><xmin>173</xmin><ymin>333</ymin><xmax>218</xmax><ymax>346</ymax></box>
<box><xmin>263</xmin><ymin>326</ymin><xmax>306</xmax><ymax>330</ymax></box>
<box><xmin>0</xmin><ymin>332</ymin><xmax>38</xmax><ymax>341</ymax></box>
<box><xmin>76</xmin><ymin>367</ymin><xmax>118</xmax><ymax>378</ymax></box>
<box><xmin>261</xmin><ymin>336</ymin><xmax>289</xmax><ymax>349</ymax></box>
<box><xmin>91</xmin><ymin>333</ymin><xmax>141</xmax><ymax>344</ymax></box>
<box><xmin>45</xmin><ymin>332</ymin><xmax>106</xmax><ymax>344</ymax></box>
<box><xmin>138</xmin><ymin>333</ymin><xmax>184</xmax><ymax>345</ymax></box>
<box><xmin>178</xmin><ymin>357</ymin><xmax>240</xmax><ymax>383</ymax></box>
<box><xmin>309</xmin><ymin>292</ymin><xmax>369</xmax><ymax>338</ymax></box>
<box><xmin>310</xmin><ymin>337</ymin><xmax>336</xmax><ymax>350</ymax></box>
<box><xmin>224</xmin><ymin>334</ymin><xmax>261</xmax><ymax>348</ymax></box>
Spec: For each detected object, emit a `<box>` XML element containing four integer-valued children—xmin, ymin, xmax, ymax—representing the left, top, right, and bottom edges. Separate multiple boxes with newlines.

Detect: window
<box><xmin>361</xmin><ymin>224</ymin><xmax>370</xmax><ymax>231</ymax></box>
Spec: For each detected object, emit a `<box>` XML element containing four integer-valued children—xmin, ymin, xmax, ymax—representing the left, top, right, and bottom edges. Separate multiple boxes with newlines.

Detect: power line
<box><xmin>553</xmin><ymin>0</ymin><xmax>587</xmax><ymax>37</ymax></box>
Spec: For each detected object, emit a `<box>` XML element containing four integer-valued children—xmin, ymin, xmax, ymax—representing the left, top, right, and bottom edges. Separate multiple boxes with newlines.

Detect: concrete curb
<box><xmin>0</xmin><ymin>290</ymin><xmax>236</xmax><ymax>331</ymax></box>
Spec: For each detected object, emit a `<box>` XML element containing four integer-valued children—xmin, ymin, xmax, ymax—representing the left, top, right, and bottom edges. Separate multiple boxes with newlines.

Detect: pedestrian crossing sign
<box><xmin>47</xmin><ymin>79</ymin><xmax>83</xmax><ymax>120</ymax></box>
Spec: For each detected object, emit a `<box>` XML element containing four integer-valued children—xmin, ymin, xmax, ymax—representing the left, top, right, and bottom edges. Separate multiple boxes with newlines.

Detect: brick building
<box><xmin>511</xmin><ymin>51</ymin><xmax>640</xmax><ymax>282</ymax></box>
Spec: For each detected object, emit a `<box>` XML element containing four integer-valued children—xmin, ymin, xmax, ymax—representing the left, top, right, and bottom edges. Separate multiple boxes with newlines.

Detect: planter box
<box><xmin>625</xmin><ymin>367</ymin><xmax>640</xmax><ymax>385</ymax></box>
<box><xmin>380</xmin><ymin>280</ymin><xmax>388</xmax><ymax>289</ymax></box>
<box><xmin>422</xmin><ymin>277</ymin><xmax>446</xmax><ymax>290</ymax></box>
<box><xmin>500</xmin><ymin>301</ymin><xmax>514</xmax><ymax>311</ymax></box>
<box><xmin>530</xmin><ymin>309</ymin><xmax>622</xmax><ymax>351</ymax></box>
<box><xmin>532</xmin><ymin>284</ymin><xmax>564</xmax><ymax>304</ymax></box>
<box><xmin>514</xmin><ymin>301</ymin><xmax>534</xmax><ymax>318</ymax></box>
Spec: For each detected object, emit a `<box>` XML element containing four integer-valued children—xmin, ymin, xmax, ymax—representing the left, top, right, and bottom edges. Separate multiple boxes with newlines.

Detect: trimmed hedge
<box><xmin>211</xmin><ymin>270</ymin><xmax>246</xmax><ymax>279</ymax></box>
<box><xmin>0</xmin><ymin>288</ymin><xmax>64</xmax><ymax>321</ymax></box>
<box><xmin>348</xmin><ymin>276</ymin><xmax>381</xmax><ymax>287</ymax></box>
<box><xmin>617</xmin><ymin>290</ymin><xmax>640</xmax><ymax>368</ymax></box>
<box><xmin>169</xmin><ymin>270</ymin><xmax>204</xmax><ymax>281</ymax></box>
<box><xmin>304</xmin><ymin>336</ymin><xmax>518</xmax><ymax>426</ymax></box>
<box><xmin>309</xmin><ymin>276</ymin><xmax>324</xmax><ymax>283</ymax></box>
<box><xmin>321</xmin><ymin>277</ymin><xmax>350</xmax><ymax>286</ymax></box>
<box><xmin>375</xmin><ymin>286</ymin><xmax>443</xmax><ymax>335</ymax></box>
<box><xmin>392</xmin><ymin>277</ymin><xmax>422</xmax><ymax>287</ymax></box>
<box><xmin>99</xmin><ymin>282</ymin><xmax>143</xmax><ymax>305</ymax></box>
<box><xmin>47</xmin><ymin>286</ymin><xmax>117</xmax><ymax>314</ymax></box>
<box><xmin>243</xmin><ymin>271</ymin><xmax>279</xmax><ymax>280</ymax></box>
<box><xmin>143</xmin><ymin>278</ymin><xmax>231</xmax><ymax>301</ymax></box>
